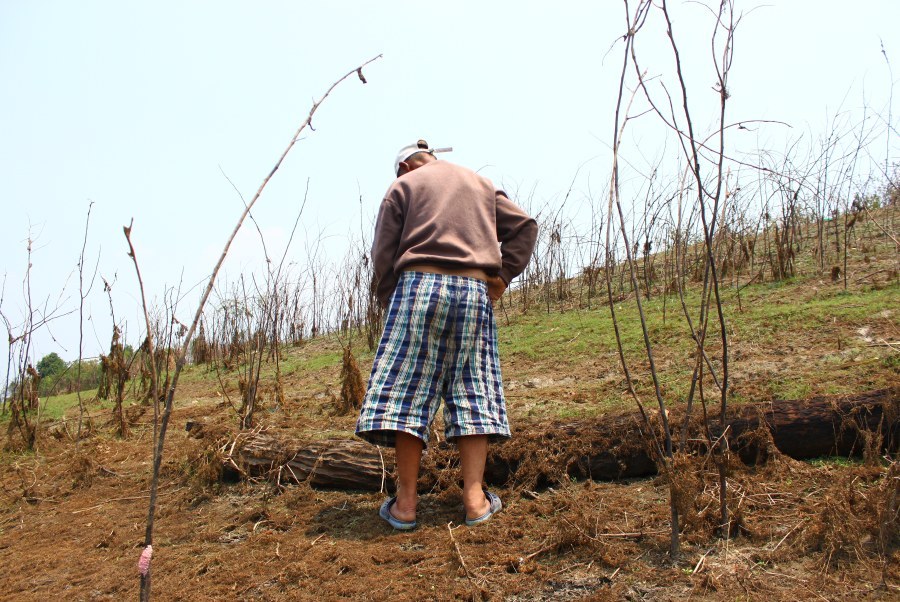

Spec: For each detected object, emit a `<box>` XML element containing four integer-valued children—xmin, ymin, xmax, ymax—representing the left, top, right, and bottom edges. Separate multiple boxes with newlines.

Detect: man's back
<box><xmin>372</xmin><ymin>160</ymin><xmax>536</xmax><ymax>305</ymax></box>
<box><xmin>384</xmin><ymin>160</ymin><xmax>501</xmax><ymax>267</ymax></box>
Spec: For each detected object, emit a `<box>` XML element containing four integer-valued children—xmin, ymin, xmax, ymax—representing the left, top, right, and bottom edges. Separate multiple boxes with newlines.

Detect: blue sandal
<box><xmin>465</xmin><ymin>490</ymin><xmax>502</xmax><ymax>526</ymax></box>
<box><xmin>379</xmin><ymin>497</ymin><xmax>417</xmax><ymax>530</ymax></box>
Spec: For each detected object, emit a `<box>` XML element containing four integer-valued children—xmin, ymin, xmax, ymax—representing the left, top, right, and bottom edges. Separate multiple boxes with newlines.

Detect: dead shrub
<box><xmin>336</xmin><ymin>344</ymin><xmax>365</xmax><ymax>416</ymax></box>
<box><xmin>861</xmin><ymin>422</ymin><xmax>885</xmax><ymax>467</ymax></box>
<box><xmin>876</xmin><ymin>461</ymin><xmax>900</xmax><ymax>557</ymax></box>
<box><xmin>236</xmin><ymin>373</ymin><xmax>262</xmax><ymax>428</ymax></box>
<box><xmin>836</xmin><ymin>391</ymin><xmax>899</xmax><ymax>464</ymax></box>
<box><xmin>6</xmin><ymin>365</ymin><xmax>39</xmax><ymax>449</ymax></box>
<box><xmin>179</xmin><ymin>436</ymin><xmax>227</xmax><ymax>491</ymax></box>
<box><xmin>69</xmin><ymin>452</ymin><xmax>96</xmax><ymax>489</ymax></box>
<box><xmin>5</xmin><ymin>461</ymin><xmax>40</xmax><ymax>502</ymax></box>
<box><xmin>191</xmin><ymin>320</ymin><xmax>213</xmax><ymax>365</ymax></box>
<box><xmin>273</xmin><ymin>376</ymin><xmax>285</xmax><ymax>409</ymax></box>
<box><xmin>733</xmin><ymin>405</ymin><xmax>782</xmax><ymax>465</ymax></box>
<box><xmin>659</xmin><ymin>450</ymin><xmax>748</xmax><ymax>541</ymax></box>
<box><xmin>805</xmin><ymin>467</ymin><xmax>887</xmax><ymax>568</ymax></box>
<box><xmin>125</xmin><ymin>403</ymin><xmax>147</xmax><ymax>425</ymax></box>
<box><xmin>186</xmin><ymin>422</ymin><xmax>239</xmax><ymax>492</ymax></box>
<box><xmin>223</xmin><ymin>330</ymin><xmax>247</xmax><ymax>371</ymax></box>
<box><xmin>667</xmin><ymin>453</ymin><xmax>703</xmax><ymax>521</ymax></box>
<box><xmin>24</xmin><ymin>365</ymin><xmax>40</xmax><ymax>411</ymax></box>
<box><xmin>516</xmin><ymin>484</ymin><xmax>642</xmax><ymax>569</ymax></box>
<box><xmin>98</xmin><ymin>326</ymin><xmax>129</xmax><ymax>437</ymax></box>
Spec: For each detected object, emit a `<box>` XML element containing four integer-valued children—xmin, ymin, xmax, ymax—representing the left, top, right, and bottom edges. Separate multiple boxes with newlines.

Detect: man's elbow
<box><xmin>523</xmin><ymin>219</ymin><xmax>539</xmax><ymax>252</ymax></box>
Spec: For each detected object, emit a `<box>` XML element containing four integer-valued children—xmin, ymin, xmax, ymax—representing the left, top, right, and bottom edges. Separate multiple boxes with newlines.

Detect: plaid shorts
<box><xmin>355</xmin><ymin>271</ymin><xmax>510</xmax><ymax>448</ymax></box>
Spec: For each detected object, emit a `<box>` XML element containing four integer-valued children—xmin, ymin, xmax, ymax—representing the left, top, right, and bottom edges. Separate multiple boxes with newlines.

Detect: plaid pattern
<box><xmin>356</xmin><ymin>271</ymin><xmax>510</xmax><ymax>448</ymax></box>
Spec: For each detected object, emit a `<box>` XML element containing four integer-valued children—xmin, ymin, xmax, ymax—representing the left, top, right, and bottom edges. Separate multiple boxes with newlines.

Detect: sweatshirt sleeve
<box><xmin>495</xmin><ymin>191</ymin><xmax>538</xmax><ymax>284</ymax></box>
<box><xmin>371</xmin><ymin>196</ymin><xmax>404</xmax><ymax>306</ymax></box>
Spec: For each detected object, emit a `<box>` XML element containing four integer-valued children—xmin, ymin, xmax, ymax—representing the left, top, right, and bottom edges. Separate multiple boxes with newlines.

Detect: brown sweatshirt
<box><xmin>371</xmin><ymin>160</ymin><xmax>538</xmax><ymax>306</ymax></box>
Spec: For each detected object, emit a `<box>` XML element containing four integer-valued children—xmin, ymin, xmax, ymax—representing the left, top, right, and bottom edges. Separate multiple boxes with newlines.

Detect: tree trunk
<box><xmin>213</xmin><ymin>388</ymin><xmax>898</xmax><ymax>491</ymax></box>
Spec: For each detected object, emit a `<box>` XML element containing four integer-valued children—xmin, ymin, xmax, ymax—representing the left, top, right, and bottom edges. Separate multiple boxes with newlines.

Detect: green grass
<box><xmin>500</xmin><ymin>295</ymin><xmax>698</xmax><ymax>363</ymax></box>
<box><xmin>288</xmin><ymin>351</ymin><xmax>344</xmax><ymax>373</ymax></box>
<box><xmin>806</xmin><ymin>456</ymin><xmax>864</xmax><ymax>468</ymax></box>
<box><xmin>0</xmin><ymin>388</ymin><xmax>116</xmax><ymax>427</ymax></box>
<box><xmin>767</xmin><ymin>378</ymin><xmax>813</xmax><ymax>401</ymax></box>
<box><xmin>171</xmin><ymin>343</ymin><xmax>351</xmax><ymax>389</ymax></box>
<box><xmin>39</xmin><ymin>391</ymin><xmax>85</xmax><ymax>420</ymax></box>
<box><xmin>498</xmin><ymin>271</ymin><xmax>896</xmax><ymax>417</ymax></box>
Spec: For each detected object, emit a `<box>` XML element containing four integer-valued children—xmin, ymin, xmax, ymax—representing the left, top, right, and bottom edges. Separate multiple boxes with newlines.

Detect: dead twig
<box><xmin>867</xmin><ymin>340</ymin><xmax>899</xmax><ymax>351</ymax></box>
<box><xmin>771</xmin><ymin>519</ymin><xmax>806</xmax><ymax>552</ymax></box>
<box><xmin>692</xmin><ymin>548</ymin><xmax>714</xmax><ymax>574</ymax></box>
<box><xmin>377</xmin><ymin>445</ymin><xmax>386</xmax><ymax>494</ymax></box>
<box><xmin>862</xmin><ymin>204</ymin><xmax>899</xmax><ymax>247</ymax></box>
<box><xmin>853</xmin><ymin>269</ymin><xmax>895</xmax><ymax>284</ymax></box>
<box><xmin>597</xmin><ymin>529</ymin><xmax>669</xmax><ymax>539</ymax></box>
<box><xmin>71</xmin><ymin>486</ymin><xmax>183</xmax><ymax>514</ymax></box>
<box><xmin>448</xmin><ymin>522</ymin><xmax>479</xmax><ymax>588</ymax></box>
<box><xmin>131</xmin><ymin>55</ymin><xmax>381</xmax><ymax>602</ymax></box>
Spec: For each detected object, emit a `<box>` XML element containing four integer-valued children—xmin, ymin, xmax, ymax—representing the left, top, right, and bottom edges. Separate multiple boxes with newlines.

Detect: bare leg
<box><xmin>392</xmin><ymin>431</ymin><xmax>423</xmax><ymax>522</ymax></box>
<box><xmin>457</xmin><ymin>434</ymin><xmax>491</xmax><ymax>520</ymax></box>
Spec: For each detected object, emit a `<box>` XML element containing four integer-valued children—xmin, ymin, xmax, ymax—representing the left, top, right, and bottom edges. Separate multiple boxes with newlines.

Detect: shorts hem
<box><xmin>356</xmin><ymin>427</ymin><xmax>428</xmax><ymax>448</ymax></box>
<box><xmin>445</xmin><ymin>427</ymin><xmax>511</xmax><ymax>444</ymax></box>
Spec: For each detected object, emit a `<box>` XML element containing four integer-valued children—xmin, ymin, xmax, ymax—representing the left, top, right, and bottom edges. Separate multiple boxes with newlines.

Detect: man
<box><xmin>356</xmin><ymin>139</ymin><xmax>537</xmax><ymax>529</ymax></box>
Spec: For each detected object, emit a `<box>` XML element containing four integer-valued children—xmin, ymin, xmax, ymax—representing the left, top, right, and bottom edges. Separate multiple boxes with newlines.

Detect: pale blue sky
<box><xmin>1</xmin><ymin>1</ymin><xmax>897</xmax><ymax>370</ymax></box>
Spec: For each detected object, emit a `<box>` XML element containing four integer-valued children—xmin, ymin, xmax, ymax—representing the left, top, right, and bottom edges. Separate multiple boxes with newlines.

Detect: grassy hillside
<box><xmin>14</xmin><ymin>245</ymin><xmax>896</xmax><ymax>439</ymax></box>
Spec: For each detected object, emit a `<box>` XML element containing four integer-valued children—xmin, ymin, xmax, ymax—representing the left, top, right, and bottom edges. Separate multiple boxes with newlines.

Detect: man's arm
<box><xmin>495</xmin><ymin>191</ymin><xmax>538</xmax><ymax>286</ymax></box>
<box><xmin>371</xmin><ymin>197</ymin><xmax>404</xmax><ymax>307</ymax></box>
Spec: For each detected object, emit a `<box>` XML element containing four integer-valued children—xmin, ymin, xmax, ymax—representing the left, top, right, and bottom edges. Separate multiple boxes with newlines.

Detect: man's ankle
<box><xmin>462</xmin><ymin>488</ymin><xmax>489</xmax><ymax>519</ymax></box>
<box><xmin>395</xmin><ymin>487</ymin><xmax>417</xmax><ymax>512</ymax></box>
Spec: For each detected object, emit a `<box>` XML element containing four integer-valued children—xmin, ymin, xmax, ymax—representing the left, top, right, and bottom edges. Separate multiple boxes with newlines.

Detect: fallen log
<box><xmin>213</xmin><ymin>388</ymin><xmax>898</xmax><ymax>491</ymax></box>
<box><xmin>234</xmin><ymin>432</ymin><xmax>390</xmax><ymax>491</ymax></box>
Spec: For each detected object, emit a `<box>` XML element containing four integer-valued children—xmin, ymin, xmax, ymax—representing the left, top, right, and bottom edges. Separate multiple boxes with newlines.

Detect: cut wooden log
<box><xmin>234</xmin><ymin>433</ymin><xmax>390</xmax><ymax>491</ymax></box>
<box><xmin>219</xmin><ymin>387</ymin><xmax>897</xmax><ymax>491</ymax></box>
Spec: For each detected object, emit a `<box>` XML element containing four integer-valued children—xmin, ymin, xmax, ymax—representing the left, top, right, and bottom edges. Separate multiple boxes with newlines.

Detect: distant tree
<box><xmin>37</xmin><ymin>352</ymin><xmax>67</xmax><ymax>380</ymax></box>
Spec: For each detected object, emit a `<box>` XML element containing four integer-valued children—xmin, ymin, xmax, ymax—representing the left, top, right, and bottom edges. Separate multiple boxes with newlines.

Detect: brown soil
<box><xmin>1</xmin><ymin>395</ymin><xmax>898</xmax><ymax>601</ymax></box>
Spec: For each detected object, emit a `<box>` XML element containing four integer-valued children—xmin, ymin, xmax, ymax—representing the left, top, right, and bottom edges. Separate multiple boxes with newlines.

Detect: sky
<box><xmin>1</xmin><ymin>0</ymin><xmax>898</xmax><ymax>374</ymax></box>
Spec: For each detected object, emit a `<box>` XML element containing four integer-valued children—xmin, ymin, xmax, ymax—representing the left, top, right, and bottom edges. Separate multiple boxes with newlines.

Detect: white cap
<box><xmin>393</xmin><ymin>139</ymin><xmax>453</xmax><ymax>176</ymax></box>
